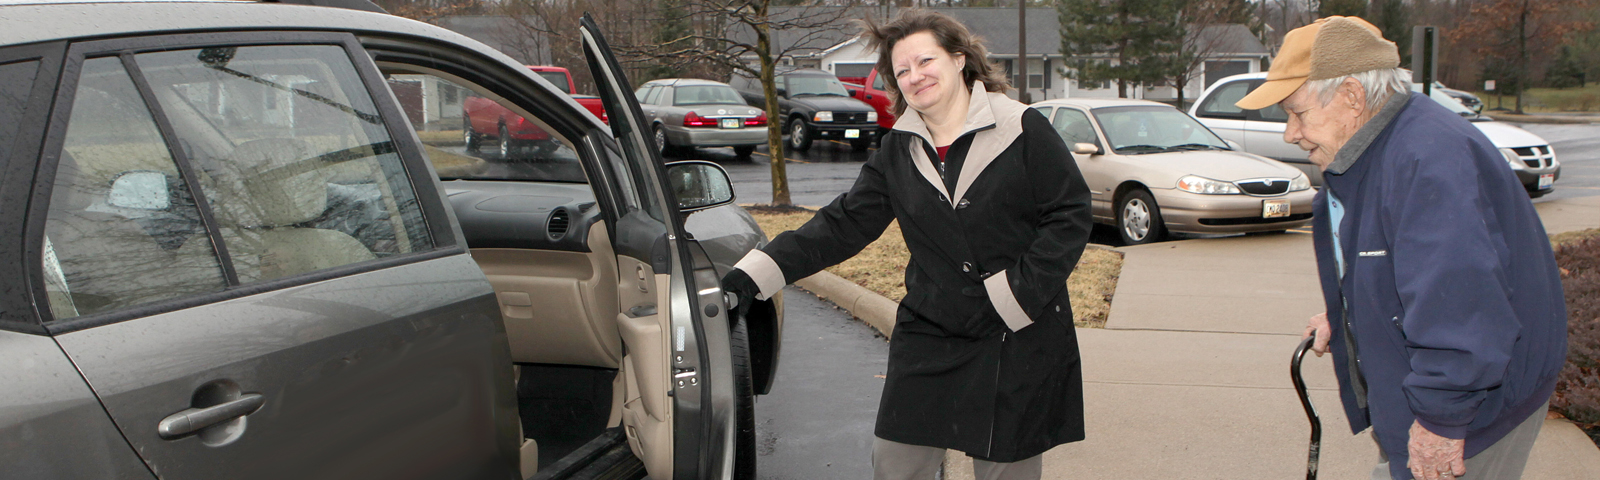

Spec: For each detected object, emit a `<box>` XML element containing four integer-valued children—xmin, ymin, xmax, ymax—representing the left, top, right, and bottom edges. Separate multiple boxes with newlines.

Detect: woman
<box><xmin>721</xmin><ymin>9</ymin><xmax>1091</xmax><ymax>479</ymax></box>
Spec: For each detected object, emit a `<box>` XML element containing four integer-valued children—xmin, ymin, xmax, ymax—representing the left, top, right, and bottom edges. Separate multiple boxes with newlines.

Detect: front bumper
<box><xmin>1154</xmin><ymin>188</ymin><xmax>1317</xmax><ymax>234</ymax></box>
<box><xmin>1511</xmin><ymin>163</ymin><xmax>1561</xmax><ymax>194</ymax></box>
<box><xmin>806</xmin><ymin>121</ymin><xmax>879</xmax><ymax>141</ymax></box>
<box><xmin>666</xmin><ymin>125</ymin><xmax>768</xmax><ymax>147</ymax></box>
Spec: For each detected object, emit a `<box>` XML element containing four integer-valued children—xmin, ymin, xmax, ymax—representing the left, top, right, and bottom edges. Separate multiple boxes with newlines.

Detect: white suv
<box><xmin>1191</xmin><ymin>73</ymin><xmax>1561</xmax><ymax>196</ymax></box>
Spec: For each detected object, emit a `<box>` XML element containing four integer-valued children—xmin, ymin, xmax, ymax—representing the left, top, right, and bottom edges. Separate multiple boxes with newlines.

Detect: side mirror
<box><xmin>107</xmin><ymin>171</ymin><xmax>171</xmax><ymax>210</ymax></box>
<box><xmin>775</xmin><ymin>87</ymin><xmax>787</xmax><ymax>98</ymax></box>
<box><xmin>1070</xmin><ymin>143</ymin><xmax>1101</xmax><ymax>156</ymax></box>
<box><xmin>1223</xmin><ymin>139</ymin><xmax>1243</xmax><ymax>150</ymax></box>
<box><xmin>665</xmin><ymin>160</ymin><xmax>735</xmax><ymax>212</ymax></box>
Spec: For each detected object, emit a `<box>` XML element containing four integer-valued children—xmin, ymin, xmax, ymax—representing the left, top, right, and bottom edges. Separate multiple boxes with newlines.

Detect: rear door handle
<box><xmin>158</xmin><ymin>394</ymin><xmax>264</xmax><ymax>439</ymax></box>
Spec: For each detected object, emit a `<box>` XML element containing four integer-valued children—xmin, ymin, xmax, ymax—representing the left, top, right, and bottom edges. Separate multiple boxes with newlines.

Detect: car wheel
<box><xmin>654</xmin><ymin>125</ymin><xmax>675</xmax><ymax>158</ymax></box>
<box><xmin>1117</xmin><ymin>189</ymin><xmax>1165</xmax><ymax>246</ymax></box>
<box><xmin>498</xmin><ymin>123</ymin><xmax>513</xmax><ymax>160</ymax></box>
<box><xmin>849</xmin><ymin>136</ymin><xmax>871</xmax><ymax>152</ymax></box>
<box><xmin>462</xmin><ymin>115</ymin><xmax>480</xmax><ymax>153</ymax></box>
<box><xmin>787</xmin><ymin>117</ymin><xmax>812</xmax><ymax>151</ymax></box>
<box><xmin>730</xmin><ymin>316</ymin><xmax>757</xmax><ymax>479</ymax></box>
<box><xmin>733</xmin><ymin>145</ymin><xmax>756</xmax><ymax>158</ymax></box>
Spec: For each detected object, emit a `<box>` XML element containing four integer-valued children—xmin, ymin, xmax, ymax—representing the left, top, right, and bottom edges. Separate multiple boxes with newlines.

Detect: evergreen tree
<box><xmin>1057</xmin><ymin>0</ymin><xmax>1183</xmax><ymax>98</ymax></box>
<box><xmin>1546</xmin><ymin>45</ymin><xmax>1587</xmax><ymax>88</ymax></box>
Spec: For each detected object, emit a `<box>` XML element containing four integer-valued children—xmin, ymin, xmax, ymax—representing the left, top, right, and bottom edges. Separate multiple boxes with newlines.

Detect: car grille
<box><xmin>1234</xmin><ymin>178</ymin><xmax>1291</xmax><ymax>196</ymax></box>
<box><xmin>1512</xmin><ymin>146</ymin><xmax>1555</xmax><ymax>169</ymax></box>
<box><xmin>831</xmin><ymin>112</ymin><xmax>870</xmax><ymax>124</ymax></box>
<box><xmin>1199</xmin><ymin>213</ymin><xmax>1313</xmax><ymax>226</ymax></box>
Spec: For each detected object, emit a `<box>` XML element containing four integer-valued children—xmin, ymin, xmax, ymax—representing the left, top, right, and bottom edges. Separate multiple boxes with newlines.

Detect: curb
<box><xmin>793</xmin><ymin>271</ymin><xmax>899</xmax><ymax>339</ymax></box>
<box><xmin>1482</xmin><ymin>112</ymin><xmax>1600</xmax><ymax>125</ymax></box>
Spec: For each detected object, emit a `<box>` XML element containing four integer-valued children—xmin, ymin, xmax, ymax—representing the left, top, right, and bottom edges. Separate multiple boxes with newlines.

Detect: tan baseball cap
<box><xmin>1236</xmin><ymin>16</ymin><xmax>1400</xmax><ymax>110</ymax></box>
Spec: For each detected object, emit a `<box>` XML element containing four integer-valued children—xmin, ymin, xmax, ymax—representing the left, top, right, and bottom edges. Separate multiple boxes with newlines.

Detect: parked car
<box><xmin>840</xmin><ymin>67</ymin><xmax>897</xmax><ymax>136</ymax></box>
<box><xmin>462</xmin><ymin>65</ymin><xmax>607</xmax><ymax>159</ymax></box>
<box><xmin>0</xmin><ymin>1</ymin><xmax>777</xmax><ymax>480</ymax></box>
<box><xmin>730</xmin><ymin>68</ymin><xmax>878</xmax><ymax>151</ymax></box>
<box><xmin>1033</xmin><ymin>99</ymin><xmax>1316</xmax><ymax>245</ymax></box>
<box><xmin>635</xmin><ymin>78</ymin><xmax>768</xmax><ymax>158</ymax></box>
<box><xmin>1431</xmin><ymin>81</ymin><xmax>1483</xmax><ymax>113</ymax></box>
<box><xmin>1191</xmin><ymin>72</ymin><xmax>1560</xmax><ymax>196</ymax></box>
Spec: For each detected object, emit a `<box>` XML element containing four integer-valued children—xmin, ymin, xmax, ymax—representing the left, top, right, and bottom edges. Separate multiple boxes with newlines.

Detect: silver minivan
<box><xmin>0</xmin><ymin>1</ymin><xmax>775</xmax><ymax>479</ymax></box>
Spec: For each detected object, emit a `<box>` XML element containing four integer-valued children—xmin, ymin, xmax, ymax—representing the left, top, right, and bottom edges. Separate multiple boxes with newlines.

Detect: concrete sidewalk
<box><xmin>940</xmin><ymin>194</ymin><xmax>1600</xmax><ymax>479</ymax></box>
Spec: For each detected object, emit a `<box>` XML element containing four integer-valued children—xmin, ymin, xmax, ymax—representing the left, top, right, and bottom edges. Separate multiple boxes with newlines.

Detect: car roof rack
<box><xmin>260</xmin><ymin>0</ymin><xmax>386</xmax><ymax>14</ymax></box>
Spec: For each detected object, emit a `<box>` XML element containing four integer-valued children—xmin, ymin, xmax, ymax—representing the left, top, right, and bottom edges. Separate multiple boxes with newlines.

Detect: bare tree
<box><xmin>373</xmin><ymin>0</ymin><xmax>486</xmax><ymax>25</ymax></box>
<box><xmin>621</xmin><ymin>1</ymin><xmax>861</xmax><ymax>207</ymax></box>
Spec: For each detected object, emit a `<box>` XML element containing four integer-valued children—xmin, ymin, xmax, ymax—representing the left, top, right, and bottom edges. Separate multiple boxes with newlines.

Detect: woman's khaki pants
<box><xmin>872</xmin><ymin>437</ymin><xmax>1043</xmax><ymax>480</ymax></box>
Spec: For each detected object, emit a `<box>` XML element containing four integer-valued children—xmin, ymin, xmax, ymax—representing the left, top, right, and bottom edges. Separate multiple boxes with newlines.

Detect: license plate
<box><xmin>720</xmin><ymin>118</ymin><xmax>740</xmax><ymax>129</ymax></box>
<box><xmin>1538</xmin><ymin>174</ymin><xmax>1554</xmax><ymax>189</ymax></box>
<box><xmin>844</xmin><ymin>129</ymin><xmax>860</xmax><ymax>139</ymax></box>
<box><xmin>1263</xmin><ymin>199</ymin><xmax>1291</xmax><ymax>218</ymax></box>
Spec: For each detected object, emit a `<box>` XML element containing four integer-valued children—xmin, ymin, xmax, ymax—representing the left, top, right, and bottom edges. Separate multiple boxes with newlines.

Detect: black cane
<box><xmin>1291</xmin><ymin>335</ymin><xmax>1322</xmax><ymax>480</ymax></box>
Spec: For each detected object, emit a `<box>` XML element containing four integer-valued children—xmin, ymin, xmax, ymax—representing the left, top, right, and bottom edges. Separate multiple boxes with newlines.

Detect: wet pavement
<box><xmin>1519</xmin><ymin>123</ymin><xmax>1600</xmax><ymax>202</ymax></box>
<box><xmin>755</xmin><ymin>286</ymin><xmax>885</xmax><ymax>480</ymax></box>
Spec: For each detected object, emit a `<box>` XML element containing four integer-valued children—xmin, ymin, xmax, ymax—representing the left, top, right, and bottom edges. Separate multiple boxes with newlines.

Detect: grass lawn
<box><xmin>1474</xmin><ymin>83</ymin><xmax>1600</xmax><ymax>113</ymax></box>
<box><xmin>749</xmin><ymin>207</ymin><xmax>1124</xmax><ymax>328</ymax></box>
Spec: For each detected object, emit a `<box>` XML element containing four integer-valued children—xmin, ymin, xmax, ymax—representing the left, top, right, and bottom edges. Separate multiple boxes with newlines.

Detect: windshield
<box><xmin>536</xmin><ymin>71</ymin><xmax>570</xmax><ymax>94</ymax></box>
<box><xmin>673</xmin><ymin>85</ymin><xmax>745</xmax><ymax>106</ymax></box>
<box><xmin>1412</xmin><ymin>83</ymin><xmax>1475</xmax><ymax>116</ymax></box>
<box><xmin>1092</xmin><ymin>106</ymin><xmax>1230</xmax><ymax>154</ymax></box>
<box><xmin>786</xmin><ymin>75</ymin><xmax>849</xmax><ymax>96</ymax></box>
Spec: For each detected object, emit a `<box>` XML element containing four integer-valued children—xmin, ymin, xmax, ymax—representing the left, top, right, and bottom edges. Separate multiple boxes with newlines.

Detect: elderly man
<box><xmin>1235</xmin><ymin>16</ymin><xmax>1568</xmax><ymax>480</ymax></box>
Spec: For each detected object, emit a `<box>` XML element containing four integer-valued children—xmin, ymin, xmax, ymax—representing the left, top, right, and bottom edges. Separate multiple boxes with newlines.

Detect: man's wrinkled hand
<box><xmin>721</xmin><ymin>268</ymin><xmax>759</xmax><ymax>319</ymax></box>
<box><xmin>1303</xmin><ymin>312</ymin><xmax>1331</xmax><ymax>357</ymax></box>
<box><xmin>1407</xmin><ymin>420</ymin><xmax>1466</xmax><ymax>480</ymax></box>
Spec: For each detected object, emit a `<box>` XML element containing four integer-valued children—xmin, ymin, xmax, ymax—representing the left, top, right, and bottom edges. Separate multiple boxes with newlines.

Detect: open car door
<box><xmin>578</xmin><ymin>14</ymin><xmax>739</xmax><ymax>480</ymax></box>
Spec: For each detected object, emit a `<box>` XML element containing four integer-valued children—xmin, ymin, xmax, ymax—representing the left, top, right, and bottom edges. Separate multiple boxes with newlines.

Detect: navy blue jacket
<box><xmin>1313</xmin><ymin>93</ymin><xmax>1566</xmax><ymax>479</ymax></box>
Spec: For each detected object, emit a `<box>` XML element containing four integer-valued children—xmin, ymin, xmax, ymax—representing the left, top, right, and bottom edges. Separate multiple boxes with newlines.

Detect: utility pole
<box><xmin>1018</xmin><ymin>0</ymin><xmax>1029</xmax><ymax>103</ymax></box>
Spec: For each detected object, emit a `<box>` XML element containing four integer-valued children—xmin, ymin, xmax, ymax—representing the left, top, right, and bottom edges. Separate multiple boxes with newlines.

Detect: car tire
<box><xmin>1117</xmin><ymin>189</ymin><xmax>1165</xmax><ymax>246</ymax></box>
<box><xmin>787</xmin><ymin>117</ymin><xmax>812</xmax><ymax>151</ymax></box>
<box><xmin>849</xmin><ymin>136</ymin><xmax>871</xmax><ymax>152</ymax></box>
<box><xmin>463</xmin><ymin>115</ymin><xmax>480</xmax><ymax>153</ymax></box>
<box><xmin>498</xmin><ymin>123</ymin><xmax>514</xmax><ymax>160</ymax></box>
<box><xmin>654</xmin><ymin>125</ymin><xmax>675</xmax><ymax>158</ymax></box>
<box><xmin>730</xmin><ymin>316</ymin><xmax>757</xmax><ymax>479</ymax></box>
<box><xmin>733</xmin><ymin>145</ymin><xmax>756</xmax><ymax>158</ymax></box>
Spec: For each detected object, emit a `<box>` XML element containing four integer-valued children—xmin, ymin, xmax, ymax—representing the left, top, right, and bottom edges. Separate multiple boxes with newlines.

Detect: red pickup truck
<box><xmin>463</xmin><ymin>66</ymin><xmax>607</xmax><ymax>156</ymax></box>
<box><xmin>840</xmin><ymin>68</ymin><xmax>895</xmax><ymax>134</ymax></box>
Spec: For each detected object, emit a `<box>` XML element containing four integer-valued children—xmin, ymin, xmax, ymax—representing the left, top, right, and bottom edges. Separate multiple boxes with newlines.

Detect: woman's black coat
<box><xmin>732</xmin><ymin>84</ymin><xmax>1093</xmax><ymax>462</ymax></box>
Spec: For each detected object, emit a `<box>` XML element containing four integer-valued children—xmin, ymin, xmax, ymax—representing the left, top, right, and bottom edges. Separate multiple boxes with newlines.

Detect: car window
<box><xmin>0</xmin><ymin>60</ymin><xmax>38</xmax><ymax>167</ymax></box>
<box><xmin>133</xmin><ymin>45</ymin><xmax>434</xmax><ymax>284</ymax></box>
<box><xmin>41</xmin><ymin>56</ymin><xmax>227</xmax><ymax>320</ymax></box>
<box><xmin>785</xmin><ymin>75</ymin><xmax>849</xmax><ymax>96</ymax></box>
<box><xmin>1256</xmin><ymin>103</ymin><xmax>1288</xmax><ymax>122</ymax></box>
<box><xmin>536</xmin><ymin>70</ymin><xmax>570</xmax><ymax>94</ymax></box>
<box><xmin>1093</xmin><ymin>105</ymin><xmax>1230</xmax><ymax>153</ymax></box>
<box><xmin>634</xmin><ymin>85</ymin><xmax>655</xmax><ymax>105</ymax></box>
<box><xmin>1051</xmin><ymin>107</ymin><xmax>1100</xmax><ymax>148</ymax></box>
<box><xmin>384</xmin><ymin>71</ymin><xmax>586</xmax><ymax>184</ymax></box>
<box><xmin>1197</xmin><ymin>81</ymin><xmax>1251</xmax><ymax>118</ymax></box>
<box><xmin>673</xmin><ymin>85</ymin><xmax>743</xmax><ymax>106</ymax></box>
<box><xmin>871</xmin><ymin>72</ymin><xmax>885</xmax><ymax>90</ymax></box>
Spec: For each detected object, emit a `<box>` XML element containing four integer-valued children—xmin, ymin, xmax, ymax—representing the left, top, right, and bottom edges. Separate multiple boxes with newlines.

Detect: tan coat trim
<box><xmin>733</xmin><ymin>249</ymin><xmax>784</xmax><ymax>300</ymax></box>
<box><xmin>890</xmin><ymin>81</ymin><xmax>1028</xmax><ymax>209</ymax></box>
<box><xmin>983</xmin><ymin>270</ymin><xmax>1034</xmax><ymax>331</ymax></box>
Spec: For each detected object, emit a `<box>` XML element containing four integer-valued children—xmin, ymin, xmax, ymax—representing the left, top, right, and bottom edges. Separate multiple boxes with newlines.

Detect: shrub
<box><xmin>1553</xmin><ymin>236</ymin><xmax>1600</xmax><ymax>431</ymax></box>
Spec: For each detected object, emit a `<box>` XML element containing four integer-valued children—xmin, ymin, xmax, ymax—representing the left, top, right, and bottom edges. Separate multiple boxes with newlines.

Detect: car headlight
<box><xmin>1499</xmin><ymin>147</ymin><xmax>1524</xmax><ymax>170</ymax></box>
<box><xmin>814</xmin><ymin>111</ymin><xmax>833</xmax><ymax>122</ymax></box>
<box><xmin>866</xmin><ymin>111</ymin><xmax>878</xmax><ymax>122</ymax></box>
<box><xmin>1176</xmin><ymin>175</ymin><xmax>1241</xmax><ymax>195</ymax></box>
<box><xmin>1290</xmin><ymin>174</ymin><xmax>1311</xmax><ymax>192</ymax></box>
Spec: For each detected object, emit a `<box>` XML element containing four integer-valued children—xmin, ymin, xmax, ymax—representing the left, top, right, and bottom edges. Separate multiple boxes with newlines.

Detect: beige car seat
<box><xmin>206</xmin><ymin>138</ymin><xmax>376</xmax><ymax>283</ymax></box>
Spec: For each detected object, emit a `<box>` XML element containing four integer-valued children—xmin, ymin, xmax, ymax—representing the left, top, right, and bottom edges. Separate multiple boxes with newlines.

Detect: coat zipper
<box><xmin>983</xmin><ymin>331</ymin><xmax>1007</xmax><ymax>458</ymax></box>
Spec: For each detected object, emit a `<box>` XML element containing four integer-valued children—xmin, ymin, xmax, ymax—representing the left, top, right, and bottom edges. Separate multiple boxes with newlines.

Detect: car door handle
<box><xmin>157</xmin><ymin>394</ymin><xmax>264</xmax><ymax>439</ymax></box>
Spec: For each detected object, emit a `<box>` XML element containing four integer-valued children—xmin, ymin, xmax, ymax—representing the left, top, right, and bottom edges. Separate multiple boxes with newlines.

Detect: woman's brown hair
<box><xmin>856</xmin><ymin>9</ymin><xmax>1011</xmax><ymax>117</ymax></box>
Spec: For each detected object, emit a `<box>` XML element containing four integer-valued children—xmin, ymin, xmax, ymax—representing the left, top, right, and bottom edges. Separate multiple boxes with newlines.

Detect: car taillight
<box><xmin>683</xmin><ymin>111</ymin><xmax>717</xmax><ymax>128</ymax></box>
<box><xmin>745</xmin><ymin>111</ymin><xmax>768</xmax><ymax>127</ymax></box>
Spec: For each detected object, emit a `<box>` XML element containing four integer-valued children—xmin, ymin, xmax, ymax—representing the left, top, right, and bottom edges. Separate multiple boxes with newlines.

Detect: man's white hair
<box><xmin>1305</xmin><ymin>68</ymin><xmax>1411</xmax><ymax>112</ymax></box>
